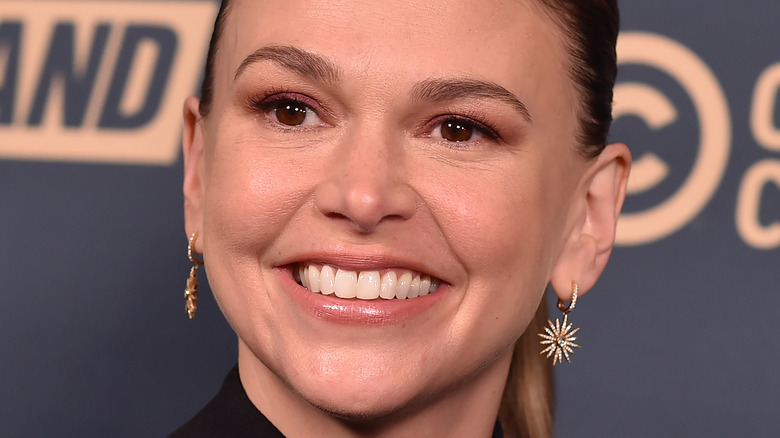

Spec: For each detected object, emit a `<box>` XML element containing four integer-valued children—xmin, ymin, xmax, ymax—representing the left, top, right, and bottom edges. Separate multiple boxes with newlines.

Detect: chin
<box><xmin>286</xmin><ymin>366</ymin><xmax>432</xmax><ymax>423</ymax></box>
<box><xmin>300</xmin><ymin>384</ymin><xmax>422</xmax><ymax>424</ymax></box>
<box><xmin>310</xmin><ymin>398</ymin><xmax>410</xmax><ymax>423</ymax></box>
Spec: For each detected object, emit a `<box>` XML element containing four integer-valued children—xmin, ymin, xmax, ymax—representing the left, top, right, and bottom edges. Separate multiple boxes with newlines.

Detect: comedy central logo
<box><xmin>613</xmin><ymin>32</ymin><xmax>731</xmax><ymax>246</ymax></box>
<box><xmin>0</xmin><ymin>1</ymin><xmax>217</xmax><ymax>165</ymax></box>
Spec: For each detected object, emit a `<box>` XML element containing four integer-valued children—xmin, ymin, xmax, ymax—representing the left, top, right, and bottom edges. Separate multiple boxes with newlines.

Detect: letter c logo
<box><xmin>614</xmin><ymin>32</ymin><xmax>731</xmax><ymax>245</ymax></box>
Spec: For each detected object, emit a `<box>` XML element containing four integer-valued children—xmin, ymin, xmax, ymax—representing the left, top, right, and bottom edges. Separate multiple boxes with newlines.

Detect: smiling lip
<box><xmin>274</xmin><ymin>262</ymin><xmax>449</xmax><ymax>325</ymax></box>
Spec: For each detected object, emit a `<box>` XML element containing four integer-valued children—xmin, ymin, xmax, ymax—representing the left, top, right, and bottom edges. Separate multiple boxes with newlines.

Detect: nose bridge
<box><xmin>314</xmin><ymin>120</ymin><xmax>416</xmax><ymax>232</ymax></box>
<box><xmin>342</xmin><ymin>121</ymin><xmax>393</xmax><ymax>185</ymax></box>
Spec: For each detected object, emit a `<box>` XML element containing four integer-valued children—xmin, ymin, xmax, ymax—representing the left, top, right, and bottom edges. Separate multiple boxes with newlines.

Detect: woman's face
<box><xmin>186</xmin><ymin>0</ymin><xmax>600</xmax><ymax>419</ymax></box>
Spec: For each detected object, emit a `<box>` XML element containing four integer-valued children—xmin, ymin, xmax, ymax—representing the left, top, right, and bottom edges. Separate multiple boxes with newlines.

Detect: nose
<box><xmin>314</xmin><ymin>126</ymin><xmax>417</xmax><ymax>233</ymax></box>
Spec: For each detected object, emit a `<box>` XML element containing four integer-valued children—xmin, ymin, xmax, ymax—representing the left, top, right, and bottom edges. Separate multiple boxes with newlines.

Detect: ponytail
<box><xmin>498</xmin><ymin>299</ymin><xmax>555</xmax><ymax>438</ymax></box>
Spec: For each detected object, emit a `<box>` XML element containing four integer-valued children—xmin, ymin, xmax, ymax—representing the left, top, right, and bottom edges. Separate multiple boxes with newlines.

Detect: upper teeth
<box><xmin>295</xmin><ymin>264</ymin><xmax>440</xmax><ymax>300</ymax></box>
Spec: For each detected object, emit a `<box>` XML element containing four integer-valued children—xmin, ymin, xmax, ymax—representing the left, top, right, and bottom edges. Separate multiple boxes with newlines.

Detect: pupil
<box><xmin>277</xmin><ymin>103</ymin><xmax>307</xmax><ymax>126</ymax></box>
<box><xmin>441</xmin><ymin>120</ymin><xmax>473</xmax><ymax>142</ymax></box>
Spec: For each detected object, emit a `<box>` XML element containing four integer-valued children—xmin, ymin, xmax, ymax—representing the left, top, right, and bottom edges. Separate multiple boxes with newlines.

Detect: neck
<box><xmin>238</xmin><ymin>340</ymin><xmax>512</xmax><ymax>438</ymax></box>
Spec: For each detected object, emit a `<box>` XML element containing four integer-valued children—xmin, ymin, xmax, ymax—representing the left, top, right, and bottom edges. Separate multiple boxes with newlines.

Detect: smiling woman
<box><xmin>172</xmin><ymin>0</ymin><xmax>629</xmax><ymax>437</ymax></box>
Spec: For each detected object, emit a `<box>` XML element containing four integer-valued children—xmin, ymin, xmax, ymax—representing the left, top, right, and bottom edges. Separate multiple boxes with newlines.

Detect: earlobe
<box><xmin>550</xmin><ymin>143</ymin><xmax>632</xmax><ymax>300</ymax></box>
<box><xmin>183</xmin><ymin>96</ymin><xmax>206</xmax><ymax>242</ymax></box>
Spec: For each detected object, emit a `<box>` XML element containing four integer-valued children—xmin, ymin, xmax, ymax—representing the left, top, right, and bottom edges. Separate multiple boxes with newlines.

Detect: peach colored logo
<box><xmin>613</xmin><ymin>32</ymin><xmax>731</xmax><ymax>246</ymax></box>
<box><xmin>0</xmin><ymin>1</ymin><xmax>218</xmax><ymax>165</ymax></box>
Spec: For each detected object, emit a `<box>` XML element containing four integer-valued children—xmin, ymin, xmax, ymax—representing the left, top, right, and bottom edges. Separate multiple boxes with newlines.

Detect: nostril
<box><xmin>313</xmin><ymin>165</ymin><xmax>418</xmax><ymax>232</ymax></box>
<box><xmin>322</xmin><ymin>211</ymin><xmax>350</xmax><ymax>222</ymax></box>
<box><xmin>381</xmin><ymin>213</ymin><xmax>408</xmax><ymax>223</ymax></box>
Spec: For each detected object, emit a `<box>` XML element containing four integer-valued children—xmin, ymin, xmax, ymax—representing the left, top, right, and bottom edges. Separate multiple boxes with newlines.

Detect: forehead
<box><xmin>220</xmin><ymin>0</ymin><xmax>565</xmax><ymax>80</ymax></box>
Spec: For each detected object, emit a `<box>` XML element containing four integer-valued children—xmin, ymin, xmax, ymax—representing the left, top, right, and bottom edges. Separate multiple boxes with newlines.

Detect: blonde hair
<box><xmin>498</xmin><ymin>300</ymin><xmax>555</xmax><ymax>438</ymax></box>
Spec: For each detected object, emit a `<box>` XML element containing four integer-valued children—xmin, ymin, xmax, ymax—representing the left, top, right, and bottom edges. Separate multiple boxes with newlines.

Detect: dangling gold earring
<box><xmin>185</xmin><ymin>231</ymin><xmax>205</xmax><ymax>319</ymax></box>
<box><xmin>539</xmin><ymin>280</ymin><xmax>581</xmax><ymax>365</ymax></box>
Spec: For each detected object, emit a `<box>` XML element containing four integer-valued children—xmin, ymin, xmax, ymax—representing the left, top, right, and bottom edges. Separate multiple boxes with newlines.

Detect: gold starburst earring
<box><xmin>185</xmin><ymin>231</ymin><xmax>204</xmax><ymax>319</ymax></box>
<box><xmin>539</xmin><ymin>280</ymin><xmax>581</xmax><ymax>365</ymax></box>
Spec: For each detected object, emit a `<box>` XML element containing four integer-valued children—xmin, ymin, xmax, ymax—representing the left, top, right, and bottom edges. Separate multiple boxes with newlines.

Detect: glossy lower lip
<box><xmin>274</xmin><ymin>265</ymin><xmax>449</xmax><ymax>325</ymax></box>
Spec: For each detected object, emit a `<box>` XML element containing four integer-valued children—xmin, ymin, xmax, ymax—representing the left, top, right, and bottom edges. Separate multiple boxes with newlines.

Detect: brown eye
<box><xmin>440</xmin><ymin>119</ymin><xmax>476</xmax><ymax>142</ymax></box>
<box><xmin>274</xmin><ymin>102</ymin><xmax>309</xmax><ymax>126</ymax></box>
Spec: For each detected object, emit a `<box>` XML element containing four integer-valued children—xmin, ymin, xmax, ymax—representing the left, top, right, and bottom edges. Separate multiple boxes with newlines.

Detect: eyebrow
<box><xmin>234</xmin><ymin>45</ymin><xmax>531</xmax><ymax>123</ymax></box>
<box><xmin>410</xmin><ymin>78</ymin><xmax>532</xmax><ymax>123</ymax></box>
<box><xmin>234</xmin><ymin>45</ymin><xmax>341</xmax><ymax>83</ymax></box>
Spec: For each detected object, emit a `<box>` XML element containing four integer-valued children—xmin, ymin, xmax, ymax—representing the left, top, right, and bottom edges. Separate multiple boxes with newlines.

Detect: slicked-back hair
<box><xmin>198</xmin><ymin>0</ymin><xmax>233</xmax><ymax>117</ymax></box>
<box><xmin>537</xmin><ymin>0</ymin><xmax>620</xmax><ymax>157</ymax></box>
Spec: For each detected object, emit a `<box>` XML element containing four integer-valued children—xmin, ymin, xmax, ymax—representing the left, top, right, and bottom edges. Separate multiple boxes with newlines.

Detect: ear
<box><xmin>183</xmin><ymin>96</ymin><xmax>206</xmax><ymax>249</ymax></box>
<box><xmin>550</xmin><ymin>143</ymin><xmax>632</xmax><ymax>300</ymax></box>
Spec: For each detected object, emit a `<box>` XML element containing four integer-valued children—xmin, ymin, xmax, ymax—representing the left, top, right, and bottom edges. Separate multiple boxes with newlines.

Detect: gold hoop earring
<box><xmin>185</xmin><ymin>231</ymin><xmax>205</xmax><ymax>319</ymax></box>
<box><xmin>539</xmin><ymin>280</ymin><xmax>581</xmax><ymax>365</ymax></box>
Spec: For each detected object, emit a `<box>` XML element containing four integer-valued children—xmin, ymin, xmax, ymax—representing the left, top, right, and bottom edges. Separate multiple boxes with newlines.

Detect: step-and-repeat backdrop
<box><xmin>1</xmin><ymin>1</ymin><xmax>777</xmax><ymax>436</ymax></box>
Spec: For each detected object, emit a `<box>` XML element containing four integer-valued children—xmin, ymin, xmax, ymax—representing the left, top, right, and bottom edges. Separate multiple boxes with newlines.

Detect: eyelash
<box><xmin>426</xmin><ymin>113</ymin><xmax>501</xmax><ymax>143</ymax></box>
<box><xmin>247</xmin><ymin>90</ymin><xmax>325</xmax><ymax>127</ymax></box>
<box><xmin>246</xmin><ymin>89</ymin><xmax>503</xmax><ymax>143</ymax></box>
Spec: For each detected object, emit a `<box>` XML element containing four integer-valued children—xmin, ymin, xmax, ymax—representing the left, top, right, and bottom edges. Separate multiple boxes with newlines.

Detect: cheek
<box><xmin>198</xmin><ymin>123</ymin><xmax>322</xmax><ymax>337</ymax></box>
<box><xmin>202</xmin><ymin>128</ymin><xmax>315</xmax><ymax>253</ymax></box>
<box><xmin>430</xmin><ymin>165</ymin><xmax>558</xmax><ymax>280</ymax></box>
<box><xmin>412</xmin><ymin>167</ymin><xmax>554</xmax><ymax>361</ymax></box>
<box><xmin>421</xmin><ymin>153</ymin><xmax>575</xmax><ymax>338</ymax></box>
<box><xmin>206</xmin><ymin>162</ymin><xmax>284</xmax><ymax>249</ymax></box>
